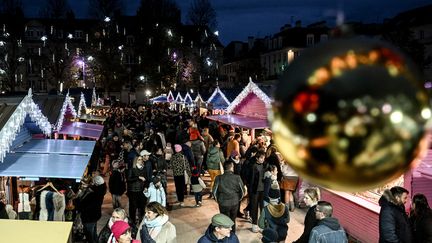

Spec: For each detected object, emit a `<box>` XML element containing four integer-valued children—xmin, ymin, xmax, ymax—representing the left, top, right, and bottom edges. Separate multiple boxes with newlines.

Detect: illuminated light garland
<box><xmin>207</xmin><ymin>86</ymin><xmax>230</xmax><ymax>106</ymax></box>
<box><xmin>77</xmin><ymin>92</ymin><xmax>88</xmax><ymax>117</ymax></box>
<box><xmin>91</xmin><ymin>87</ymin><xmax>97</xmax><ymax>106</ymax></box>
<box><xmin>0</xmin><ymin>89</ymin><xmax>52</xmax><ymax>162</ymax></box>
<box><xmin>167</xmin><ymin>90</ymin><xmax>175</xmax><ymax>102</ymax></box>
<box><xmin>175</xmin><ymin>92</ymin><xmax>184</xmax><ymax>103</ymax></box>
<box><xmin>195</xmin><ymin>93</ymin><xmax>204</xmax><ymax>104</ymax></box>
<box><xmin>55</xmin><ymin>92</ymin><xmax>77</xmax><ymax>131</ymax></box>
<box><xmin>184</xmin><ymin>92</ymin><xmax>193</xmax><ymax>105</ymax></box>
<box><xmin>227</xmin><ymin>80</ymin><xmax>273</xmax><ymax>114</ymax></box>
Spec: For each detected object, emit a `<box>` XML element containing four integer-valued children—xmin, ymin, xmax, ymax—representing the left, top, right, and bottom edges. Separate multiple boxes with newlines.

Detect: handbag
<box><xmin>183</xmin><ymin>155</ymin><xmax>191</xmax><ymax>185</ymax></box>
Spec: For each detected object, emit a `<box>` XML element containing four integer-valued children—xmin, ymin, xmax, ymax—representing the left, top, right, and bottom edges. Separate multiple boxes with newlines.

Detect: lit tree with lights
<box><xmin>0</xmin><ymin>0</ymin><xmax>25</xmax><ymax>92</ymax></box>
<box><xmin>87</xmin><ymin>0</ymin><xmax>127</xmax><ymax>95</ymax></box>
<box><xmin>36</xmin><ymin>0</ymin><xmax>76</xmax><ymax>92</ymax></box>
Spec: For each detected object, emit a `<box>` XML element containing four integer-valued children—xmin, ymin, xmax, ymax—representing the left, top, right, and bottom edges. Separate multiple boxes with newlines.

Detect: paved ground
<box><xmin>97</xmin><ymin>171</ymin><xmax>307</xmax><ymax>242</ymax></box>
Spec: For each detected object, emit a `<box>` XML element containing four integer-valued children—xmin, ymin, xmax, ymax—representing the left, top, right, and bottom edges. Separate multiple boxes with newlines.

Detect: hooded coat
<box><xmin>258</xmin><ymin>203</ymin><xmax>290</xmax><ymax>241</ymax></box>
<box><xmin>379</xmin><ymin>189</ymin><xmax>412</xmax><ymax>243</ymax></box>
<box><xmin>309</xmin><ymin>217</ymin><xmax>348</xmax><ymax>243</ymax></box>
<box><xmin>197</xmin><ymin>224</ymin><xmax>240</xmax><ymax>243</ymax></box>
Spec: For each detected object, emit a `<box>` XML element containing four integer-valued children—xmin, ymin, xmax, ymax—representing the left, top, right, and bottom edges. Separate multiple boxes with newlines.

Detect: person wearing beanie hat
<box><xmin>191</xmin><ymin>166</ymin><xmax>206</xmax><ymax>207</ymax></box>
<box><xmin>111</xmin><ymin>220</ymin><xmax>140</xmax><ymax>243</ymax></box>
<box><xmin>170</xmin><ymin>143</ymin><xmax>191</xmax><ymax>207</ymax></box>
<box><xmin>258</xmin><ymin>182</ymin><xmax>290</xmax><ymax>242</ymax></box>
<box><xmin>198</xmin><ymin>213</ymin><xmax>240</xmax><ymax>243</ymax></box>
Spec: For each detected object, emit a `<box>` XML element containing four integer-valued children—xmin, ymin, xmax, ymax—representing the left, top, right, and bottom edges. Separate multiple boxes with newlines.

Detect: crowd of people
<box><xmin>61</xmin><ymin>103</ymin><xmax>432</xmax><ymax>243</ymax></box>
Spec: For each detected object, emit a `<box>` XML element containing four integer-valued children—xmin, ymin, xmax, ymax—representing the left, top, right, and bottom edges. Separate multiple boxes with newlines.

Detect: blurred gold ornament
<box><xmin>271</xmin><ymin>38</ymin><xmax>430</xmax><ymax>191</ymax></box>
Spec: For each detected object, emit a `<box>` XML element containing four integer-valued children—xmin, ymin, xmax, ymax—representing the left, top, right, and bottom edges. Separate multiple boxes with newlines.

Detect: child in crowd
<box><xmin>263</xmin><ymin>165</ymin><xmax>278</xmax><ymax>206</ymax></box>
<box><xmin>144</xmin><ymin>176</ymin><xmax>166</xmax><ymax>207</ymax></box>
<box><xmin>191</xmin><ymin>167</ymin><xmax>206</xmax><ymax>207</ymax></box>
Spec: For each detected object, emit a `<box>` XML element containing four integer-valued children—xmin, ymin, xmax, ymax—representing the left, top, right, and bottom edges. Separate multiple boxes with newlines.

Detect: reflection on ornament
<box><xmin>271</xmin><ymin>38</ymin><xmax>429</xmax><ymax>191</ymax></box>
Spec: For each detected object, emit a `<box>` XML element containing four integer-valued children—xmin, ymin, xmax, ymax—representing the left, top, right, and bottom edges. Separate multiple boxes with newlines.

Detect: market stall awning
<box><xmin>0</xmin><ymin>219</ymin><xmax>72</xmax><ymax>242</ymax></box>
<box><xmin>0</xmin><ymin>153</ymin><xmax>90</xmax><ymax>179</ymax></box>
<box><xmin>206</xmin><ymin>114</ymin><xmax>269</xmax><ymax>129</ymax></box>
<box><xmin>14</xmin><ymin>139</ymin><xmax>96</xmax><ymax>156</ymax></box>
<box><xmin>79</xmin><ymin>114</ymin><xmax>107</xmax><ymax>122</ymax></box>
<box><xmin>58</xmin><ymin>121</ymin><xmax>104</xmax><ymax>139</ymax></box>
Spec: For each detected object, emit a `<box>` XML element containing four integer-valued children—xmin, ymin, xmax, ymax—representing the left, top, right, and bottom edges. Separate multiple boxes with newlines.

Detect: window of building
<box><xmin>320</xmin><ymin>34</ymin><xmax>328</xmax><ymax>42</ymax></box>
<box><xmin>278</xmin><ymin>37</ymin><xmax>282</xmax><ymax>48</ymax></box>
<box><xmin>419</xmin><ymin>30</ymin><xmax>424</xmax><ymax>40</ymax></box>
<box><xmin>36</xmin><ymin>31</ymin><xmax>44</xmax><ymax>37</ymax></box>
<box><xmin>126</xmin><ymin>36</ymin><xmax>134</xmax><ymax>44</ymax></box>
<box><xmin>26</xmin><ymin>30</ymin><xmax>34</xmax><ymax>37</ymax></box>
<box><xmin>306</xmin><ymin>34</ymin><xmax>314</xmax><ymax>46</ymax></box>
<box><xmin>74</xmin><ymin>30</ymin><xmax>83</xmax><ymax>38</ymax></box>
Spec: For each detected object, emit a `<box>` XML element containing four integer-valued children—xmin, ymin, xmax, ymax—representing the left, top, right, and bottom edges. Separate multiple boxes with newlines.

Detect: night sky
<box><xmin>22</xmin><ymin>0</ymin><xmax>431</xmax><ymax>45</ymax></box>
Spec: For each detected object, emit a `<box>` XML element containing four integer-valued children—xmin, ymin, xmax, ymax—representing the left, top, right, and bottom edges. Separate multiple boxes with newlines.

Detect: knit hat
<box><xmin>191</xmin><ymin>167</ymin><xmax>199</xmax><ymax>177</ymax></box>
<box><xmin>111</xmin><ymin>221</ymin><xmax>130</xmax><ymax>240</ymax></box>
<box><xmin>262</xmin><ymin>228</ymin><xmax>279</xmax><ymax>243</ymax></box>
<box><xmin>268</xmin><ymin>182</ymin><xmax>280</xmax><ymax>200</ymax></box>
<box><xmin>211</xmin><ymin>213</ymin><xmax>235</xmax><ymax>228</ymax></box>
<box><xmin>174</xmin><ymin>144</ymin><xmax>182</xmax><ymax>153</ymax></box>
<box><xmin>93</xmin><ymin>176</ymin><xmax>105</xmax><ymax>186</ymax></box>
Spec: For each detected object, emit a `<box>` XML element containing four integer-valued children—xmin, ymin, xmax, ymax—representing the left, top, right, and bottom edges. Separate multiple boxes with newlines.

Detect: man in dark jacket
<box><xmin>379</xmin><ymin>186</ymin><xmax>412</xmax><ymax>243</ymax></box>
<box><xmin>75</xmin><ymin>176</ymin><xmax>107</xmax><ymax>243</ymax></box>
<box><xmin>309</xmin><ymin>201</ymin><xmax>348</xmax><ymax>243</ymax></box>
<box><xmin>212</xmin><ymin>160</ymin><xmax>245</xmax><ymax>232</ymax></box>
<box><xmin>198</xmin><ymin>213</ymin><xmax>240</xmax><ymax>243</ymax></box>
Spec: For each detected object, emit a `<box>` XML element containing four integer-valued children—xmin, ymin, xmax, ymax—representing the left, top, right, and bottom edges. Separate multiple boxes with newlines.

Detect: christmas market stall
<box><xmin>150</xmin><ymin>94</ymin><xmax>168</xmax><ymax>104</ymax></box>
<box><xmin>206</xmin><ymin>81</ymin><xmax>273</xmax><ymax>139</ymax></box>
<box><xmin>320</xmin><ymin>145</ymin><xmax>432</xmax><ymax>243</ymax></box>
<box><xmin>206</xmin><ymin>86</ymin><xmax>242</xmax><ymax>115</ymax></box>
<box><xmin>55</xmin><ymin>92</ymin><xmax>104</xmax><ymax>140</ymax></box>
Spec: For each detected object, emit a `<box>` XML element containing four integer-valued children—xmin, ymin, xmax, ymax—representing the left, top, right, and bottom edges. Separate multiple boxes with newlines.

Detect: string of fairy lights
<box><xmin>0</xmin><ymin>89</ymin><xmax>52</xmax><ymax>163</ymax></box>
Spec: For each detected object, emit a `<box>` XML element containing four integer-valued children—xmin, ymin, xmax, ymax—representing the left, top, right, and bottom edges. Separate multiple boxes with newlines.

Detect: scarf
<box><xmin>144</xmin><ymin>214</ymin><xmax>169</xmax><ymax>239</ymax></box>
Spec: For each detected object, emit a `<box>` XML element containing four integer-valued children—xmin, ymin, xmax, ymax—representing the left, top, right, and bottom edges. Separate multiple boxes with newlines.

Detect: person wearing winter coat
<box><xmin>170</xmin><ymin>144</ymin><xmax>191</xmax><ymax>206</ymax></box>
<box><xmin>144</xmin><ymin>177</ymin><xmax>166</xmax><ymax>207</ymax></box>
<box><xmin>293</xmin><ymin>187</ymin><xmax>321</xmax><ymax>243</ymax></box>
<box><xmin>109</xmin><ymin>161</ymin><xmax>127</xmax><ymax>209</ymax></box>
<box><xmin>191</xmin><ymin>139</ymin><xmax>206</xmax><ymax>173</ymax></box>
<box><xmin>137</xmin><ymin>202</ymin><xmax>177</xmax><ymax>243</ymax></box>
<box><xmin>127</xmin><ymin>154</ymin><xmax>150</xmax><ymax>226</ymax></box>
<box><xmin>379</xmin><ymin>186</ymin><xmax>412</xmax><ymax>243</ymax></box>
<box><xmin>206</xmin><ymin>141</ymin><xmax>225</xmax><ymax>198</ymax></box>
<box><xmin>110</xmin><ymin>220</ymin><xmax>141</xmax><ymax>243</ymax></box>
<box><xmin>98</xmin><ymin>208</ymin><xmax>133</xmax><ymax>243</ymax></box>
<box><xmin>410</xmin><ymin>193</ymin><xmax>432</xmax><ymax>243</ymax></box>
<box><xmin>309</xmin><ymin>201</ymin><xmax>348</xmax><ymax>243</ymax></box>
<box><xmin>213</xmin><ymin>160</ymin><xmax>245</xmax><ymax>232</ymax></box>
<box><xmin>258</xmin><ymin>183</ymin><xmax>290</xmax><ymax>242</ymax></box>
<box><xmin>198</xmin><ymin>213</ymin><xmax>240</xmax><ymax>243</ymax></box>
<box><xmin>191</xmin><ymin>167</ymin><xmax>207</xmax><ymax>207</ymax></box>
<box><xmin>74</xmin><ymin>175</ymin><xmax>107</xmax><ymax>243</ymax></box>
<box><xmin>262</xmin><ymin>165</ymin><xmax>278</xmax><ymax>206</ymax></box>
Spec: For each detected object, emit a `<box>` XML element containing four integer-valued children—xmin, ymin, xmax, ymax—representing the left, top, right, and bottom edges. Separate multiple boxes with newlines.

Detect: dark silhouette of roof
<box><xmin>33</xmin><ymin>95</ymin><xmax>64</xmax><ymax>125</ymax></box>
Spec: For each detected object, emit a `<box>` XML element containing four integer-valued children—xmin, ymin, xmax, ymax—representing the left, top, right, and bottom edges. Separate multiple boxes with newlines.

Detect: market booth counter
<box><xmin>321</xmin><ymin>147</ymin><xmax>432</xmax><ymax>243</ymax></box>
<box><xmin>0</xmin><ymin>219</ymin><xmax>73</xmax><ymax>242</ymax></box>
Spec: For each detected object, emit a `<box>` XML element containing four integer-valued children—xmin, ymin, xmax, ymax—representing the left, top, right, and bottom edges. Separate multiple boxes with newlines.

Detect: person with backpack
<box><xmin>206</xmin><ymin>140</ymin><xmax>225</xmax><ymax>199</ymax></box>
<box><xmin>258</xmin><ymin>182</ymin><xmax>290</xmax><ymax>242</ymax></box>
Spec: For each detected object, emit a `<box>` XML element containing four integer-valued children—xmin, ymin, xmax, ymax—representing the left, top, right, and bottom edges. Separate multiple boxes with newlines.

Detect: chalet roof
<box><xmin>32</xmin><ymin>95</ymin><xmax>64</xmax><ymax>125</ymax></box>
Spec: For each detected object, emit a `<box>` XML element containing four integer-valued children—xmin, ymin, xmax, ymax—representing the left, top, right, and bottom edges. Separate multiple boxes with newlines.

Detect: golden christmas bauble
<box><xmin>271</xmin><ymin>38</ymin><xmax>430</xmax><ymax>191</ymax></box>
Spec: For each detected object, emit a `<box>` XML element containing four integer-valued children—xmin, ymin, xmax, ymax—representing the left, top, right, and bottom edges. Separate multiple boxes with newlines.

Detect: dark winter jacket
<box><xmin>170</xmin><ymin>152</ymin><xmax>191</xmax><ymax>177</ymax></box>
<box><xmin>309</xmin><ymin>217</ymin><xmax>347</xmax><ymax>243</ymax></box>
<box><xmin>74</xmin><ymin>183</ymin><xmax>107</xmax><ymax>223</ymax></box>
<box><xmin>108</xmin><ymin>170</ymin><xmax>126</xmax><ymax>195</ymax></box>
<box><xmin>213</xmin><ymin>171</ymin><xmax>245</xmax><ymax>207</ymax></box>
<box><xmin>0</xmin><ymin>201</ymin><xmax>9</xmax><ymax>219</ymax></box>
<box><xmin>294</xmin><ymin>205</ymin><xmax>319</xmax><ymax>243</ymax></box>
<box><xmin>258</xmin><ymin>203</ymin><xmax>290</xmax><ymax>241</ymax></box>
<box><xmin>191</xmin><ymin>139</ymin><xmax>206</xmax><ymax>160</ymax></box>
<box><xmin>379</xmin><ymin>190</ymin><xmax>412</xmax><ymax>243</ymax></box>
<box><xmin>127</xmin><ymin>165</ymin><xmax>148</xmax><ymax>192</ymax></box>
<box><xmin>410</xmin><ymin>208</ymin><xmax>432</xmax><ymax>243</ymax></box>
<box><xmin>197</xmin><ymin>224</ymin><xmax>240</xmax><ymax>243</ymax></box>
<box><xmin>182</xmin><ymin>143</ymin><xmax>195</xmax><ymax>166</ymax></box>
<box><xmin>206</xmin><ymin>145</ymin><xmax>225</xmax><ymax>170</ymax></box>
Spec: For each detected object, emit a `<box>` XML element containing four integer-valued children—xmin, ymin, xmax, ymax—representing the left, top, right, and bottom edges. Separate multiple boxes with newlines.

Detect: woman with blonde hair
<box><xmin>293</xmin><ymin>187</ymin><xmax>321</xmax><ymax>243</ymax></box>
<box><xmin>137</xmin><ymin>202</ymin><xmax>177</xmax><ymax>243</ymax></box>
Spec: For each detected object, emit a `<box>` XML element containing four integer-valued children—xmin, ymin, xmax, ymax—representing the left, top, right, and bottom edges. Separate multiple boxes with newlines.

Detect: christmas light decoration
<box><xmin>207</xmin><ymin>86</ymin><xmax>230</xmax><ymax>106</ymax></box>
<box><xmin>227</xmin><ymin>80</ymin><xmax>272</xmax><ymax>113</ymax></box>
<box><xmin>175</xmin><ymin>93</ymin><xmax>184</xmax><ymax>103</ymax></box>
<box><xmin>0</xmin><ymin>89</ymin><xmax>52</xmax><ymax>162</ymax></box>
<box><xmin>77</xmin><ymin>92</ymin><xmax>88</xmax><ymax>117</ymax></box>
<box><xmin>91</xmin><ymin>87</ymin><xmax>97</xmax><ymax>106</ymax></box>
<box><xmin>55</xmin><ymin>92</ymin><xmax>77</xmax><ymax>131</ymax></box>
